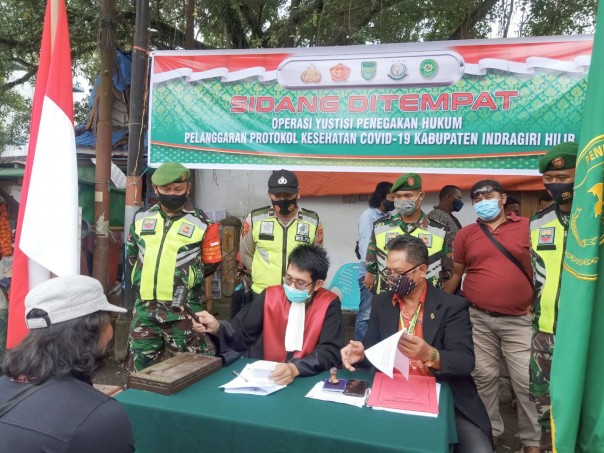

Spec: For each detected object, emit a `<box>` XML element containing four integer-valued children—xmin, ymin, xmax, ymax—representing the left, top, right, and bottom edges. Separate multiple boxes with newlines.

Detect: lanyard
<box><xmin>400</xmin><ymin>302</ymin><xmax>422</xmax><ymax>335</ymax></box>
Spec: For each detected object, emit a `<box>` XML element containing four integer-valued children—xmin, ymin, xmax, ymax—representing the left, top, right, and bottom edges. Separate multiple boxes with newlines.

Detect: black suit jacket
<box><xmin>363</xmin><ymin>283</ymin><xmax>492</xmax><ymax>441</ymax></box>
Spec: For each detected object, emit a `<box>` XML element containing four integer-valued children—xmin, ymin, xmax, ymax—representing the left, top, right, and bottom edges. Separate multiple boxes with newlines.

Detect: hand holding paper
<box><xmin>397</xmin><ymin>331</ymin><xmax>433</xmax><ymax>362</ymax></box>
<box><xmin>364</xmin><ymin>329</ymin><xmax>410</xmax><ymax>379</ymax></box>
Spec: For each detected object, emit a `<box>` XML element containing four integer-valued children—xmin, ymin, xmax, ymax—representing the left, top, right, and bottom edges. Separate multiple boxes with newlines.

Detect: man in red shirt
<box><xmin>444</xmin><ymin>180</ymin><xmax>539</xmax><ymax>452</ymax></box>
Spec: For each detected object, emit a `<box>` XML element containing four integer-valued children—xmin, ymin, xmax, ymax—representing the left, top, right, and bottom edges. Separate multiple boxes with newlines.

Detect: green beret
<box><xmin>539</xmin><ymin>142</ymin><xmax>578</xmax><ymax>173</ymax></box>
<box><xmin>392</xmin><ymin>173</ymin><xmax>422</xmax><ymax>192</ymax></box>
<box><xmin>151</xmin><ymin>162</ymin><xmax>191</xmax><ymax>186</ymax></box>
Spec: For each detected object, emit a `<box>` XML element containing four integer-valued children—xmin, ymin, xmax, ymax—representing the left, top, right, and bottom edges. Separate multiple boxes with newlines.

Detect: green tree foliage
<box><xmin>0</xmin><ymin>0</ymin><xmax>597</xmax><ymax>151</ymax></box>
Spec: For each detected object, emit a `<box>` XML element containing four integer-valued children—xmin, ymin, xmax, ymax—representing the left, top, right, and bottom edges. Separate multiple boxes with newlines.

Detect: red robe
<box><xmin>262</xmin><ymin>286</ymin><xmax>334</xmax><ymax>362</ymax></box>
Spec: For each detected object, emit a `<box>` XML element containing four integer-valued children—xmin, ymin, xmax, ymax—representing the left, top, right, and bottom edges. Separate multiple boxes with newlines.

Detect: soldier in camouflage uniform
<box><xmin>125</xmin><ymin>163</ymin><xmax>222</xmax><ymax>372</ymax></box>
<box><xmin>530</xmin><ymin>142</ymin><xmax>578</xmax><ymax>453</ymax></box>
<box><xmin>364</xmin><ymin>173</ymin><xmax>451</xmax><ymax>295</ymax></box>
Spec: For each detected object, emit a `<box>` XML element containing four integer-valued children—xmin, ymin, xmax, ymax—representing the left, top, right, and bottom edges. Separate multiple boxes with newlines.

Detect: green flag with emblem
<box><xmin>550</xmin><ymin>4</ymin><xmax>604</xmax><ymax>452</ymax></box>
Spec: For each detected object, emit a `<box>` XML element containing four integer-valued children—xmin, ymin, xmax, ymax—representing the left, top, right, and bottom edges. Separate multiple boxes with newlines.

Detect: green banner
<box><xmin>149</xmin><ymin>37</ymin><xmax>592</xmax><ymax>173</ymax></box>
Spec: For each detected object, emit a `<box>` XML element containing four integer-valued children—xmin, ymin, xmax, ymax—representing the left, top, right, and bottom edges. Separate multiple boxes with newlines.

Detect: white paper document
<box><xmin>305</xmin><ymin>381</ymin><xmax>369</xmax><ymax>408</ymax></box>
<box><xmin>364</xmin><ymin>329</ymin><xmax>410</xmax><ymax>379</ymax></box>
<box><xmin>220</xmin><ymin>360</ymin><xmax>286</xmax><ymax>395</ymax></box>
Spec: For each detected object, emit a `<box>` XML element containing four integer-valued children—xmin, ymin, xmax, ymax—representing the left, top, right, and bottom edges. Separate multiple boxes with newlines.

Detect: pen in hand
<box><xmin>232</xmin><ymin>370</ymin><xmax>249</xmax><ymax>383</ymax></box>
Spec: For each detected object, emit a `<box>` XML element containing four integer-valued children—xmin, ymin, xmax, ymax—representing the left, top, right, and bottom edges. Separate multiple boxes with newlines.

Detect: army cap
<box><xmin>151</xmin><ymin>162</ymin><xmax>191</xmax><ymax>186</ymax></box>
<box><xmin>391</xmin><ymin>173</ymin><xmax>422</xmax><ymax>192</ymax></box>
<box><xmin>539</xmin><ymin>142</ymin><xmax>578</xmax><ymax>173</ymax></box>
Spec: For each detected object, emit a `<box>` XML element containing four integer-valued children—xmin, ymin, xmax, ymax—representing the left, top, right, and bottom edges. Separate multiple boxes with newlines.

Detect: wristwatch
<box><xmin>423</xmin><ymin>347</ymin><xmax>439</xmax><ymax>368</ymax></box>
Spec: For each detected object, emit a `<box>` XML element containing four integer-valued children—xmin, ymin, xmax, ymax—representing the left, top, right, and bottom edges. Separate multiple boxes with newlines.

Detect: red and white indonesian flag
<box><xmin>6</xmin><ymin>0</ymin><xmax>79</xmax><ymax>347</ymax></box>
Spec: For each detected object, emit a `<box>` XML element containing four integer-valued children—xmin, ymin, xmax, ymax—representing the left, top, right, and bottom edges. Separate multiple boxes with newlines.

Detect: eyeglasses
<box><xmin>283</xmin><ymin>275</ymin><xmax>314</xmax><ymax>290</ymax></box>
<box><xmin>384</xmin><ymin>263</ymin><xmax>421</xmax><ymax>278</ymax></box>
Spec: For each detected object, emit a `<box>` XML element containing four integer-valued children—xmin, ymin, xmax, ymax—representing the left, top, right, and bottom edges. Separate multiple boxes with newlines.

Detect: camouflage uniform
<box><xmin>530</xmin><ymin>330</ymin><xmax>555</xmax><ymax>452</ymax></box>
<box><xmin>125</xmin><ymin>204</ymin><xmax>221</xmax><ymax>372</ymax></box>
<box><xmin>529</xmin><ymin>204</ymin><xmax>570</xmax><ymax>453</ymax></box>
<box><xmin>365</xmin><ymin>212</ymin><xmax>450</xmax><ymax>293</ymax></box>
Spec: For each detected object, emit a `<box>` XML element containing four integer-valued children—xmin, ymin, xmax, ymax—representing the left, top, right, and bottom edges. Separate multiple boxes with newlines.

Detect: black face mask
<box><xmin>382</xmin><ymin>200</ymin><xmax>395</xmax><ymax>212</ymax></box>
<box><xmin>388</xmin><ymin>264</ymin><xmax>420</xmax><ymax>298</ymax></box>
<box><xmin>452</xmin><ymin>199</ymin><xmax>464</xmax><ymax>212</ymax></box>
<box><xmin>158</xmin><ymin>193</ymin><xmax>188</xmax><ymax>211</ymax></box>
<box><xmin>272</xmin><ymin>199</ymin><xmax>297</xmax><ymax>215</ymax></box>
<box><xmin>544</xmin><ymin>182</ymin><xmax>574</xmax><ymax>205</ymax></box>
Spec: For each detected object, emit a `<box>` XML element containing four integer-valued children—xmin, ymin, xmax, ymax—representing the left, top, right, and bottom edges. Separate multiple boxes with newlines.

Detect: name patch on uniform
<box><xmin>178</xmin><ymin>223</ymin><xmax>195</xmax><ymax>238</ymax></box>
<box><xmin>295</xmin><ymin>235</ymin><xmax>310</xmax><ymax>243</ymax></box>
<box><xmin>538</xmin><ymin>227</ymin><xmax>555</xmax><ymax>245</ymax></box>
<box><xmin>260</xmin><ymin>221</ymin><xmax>274</xmax><ymax>236</ymax></box>
<box><xmin>418</xmin><ymin>233</ymin><xmax>433</xmax><ymax>248</ymax></box>
<box><xmin>141</xmin><ymin>218</ymin><xmax>157</xmax><ymax>235</ymax></box>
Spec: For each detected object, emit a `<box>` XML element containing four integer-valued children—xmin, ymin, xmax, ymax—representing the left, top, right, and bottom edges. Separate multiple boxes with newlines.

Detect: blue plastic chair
<box><xmin>327</xmin><ymin>263</ymin><xmax>362</xmax><ymax>311</ymax></box>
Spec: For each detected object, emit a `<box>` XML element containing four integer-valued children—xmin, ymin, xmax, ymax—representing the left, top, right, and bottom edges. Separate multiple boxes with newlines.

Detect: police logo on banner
<box><xmin>538</xmin><ymin>227</ymin><xmax>555</xmax><ymax>245</ymax></box>
<box><xmin>361</xmin><ymin>61</ymin><xmax>377</xmax><ymax>80</ymax></box>
<box><xmin>300</xmin><ymin>65</ymin><xmax>321</xmax><ymax>83</ymax></box>
<box><xmin>418</xmin><ymin>233</ymin><xmax>433</xmax><ymax>248</ymax></box>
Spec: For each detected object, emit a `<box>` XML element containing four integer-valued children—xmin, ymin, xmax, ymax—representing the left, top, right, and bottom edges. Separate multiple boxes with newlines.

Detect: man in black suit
<box><xmin>341</xmin><ymin>235</ymin><xmax>492</xmax><ymax>453</ymax></box>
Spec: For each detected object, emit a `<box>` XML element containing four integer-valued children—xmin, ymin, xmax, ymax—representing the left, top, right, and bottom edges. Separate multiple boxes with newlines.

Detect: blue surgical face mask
<box><xmin>473</xmin><ymin>199</ymin><xmax>501</xmax><ymax>221</ymax></box>
<box><xmin>283</xmin><ymin>284</ymin><xmax>310</xmax><ymax>303</ymax></box>
<box><xmin>452</xmin><ymin>199</ymin><xmax>464</xmax><ymax>212</ymax></box>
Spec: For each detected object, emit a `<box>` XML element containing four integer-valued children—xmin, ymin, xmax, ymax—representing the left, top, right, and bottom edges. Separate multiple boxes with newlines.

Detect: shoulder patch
<box><xmin>301</xmin><ymin>208</ymin><xmax>319</xmax><ymax>220</ymax></box>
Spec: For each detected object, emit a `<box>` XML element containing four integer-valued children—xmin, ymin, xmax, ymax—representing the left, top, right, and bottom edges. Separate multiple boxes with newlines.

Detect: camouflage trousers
<box><xmin>530</xmin><ymin>330</ymin><xmax>555</xmax><ymax>453</ymax></box>
<box><xmin>125</xmin><ymin>299</ymin><xmax>216</xmax><ymax>372</ymax></box>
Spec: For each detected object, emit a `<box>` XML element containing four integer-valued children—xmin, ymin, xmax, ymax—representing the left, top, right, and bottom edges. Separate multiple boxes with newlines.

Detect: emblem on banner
<box><xmin>420</xmin><ymin>59</ymin><xmax>438</xmax><ymax>79</ymax></box>
<box><xmin>538</xmin><ymin>227</ymin><xmax>555</xmax><ymax>245</ymax></box>
<box><xmin>388</xmin><ymin>61</ymin><xmax>407</xmax><ymax>80</ymax></box>
<box><xmin>330</xmin><ymin>63</ymin><xmax>351</xmax><ymax>82</ymax></box>
<box><xmin>418</xmin><ymin>233</ymin><xmax>433</xmax><ymax>248</ymax></box>
<box><xmin>361</xmin><ymin>61</ymin><xmax>377</xmax><ymax>80</ymax></box>
<box><xmin>300</xmin><ymin>65</ymin><xmax>321</xmax><ymax>83</ymax></box>
<box><xmin>552</xmin><ymin>157</ymin><xmax>565</xmax><ymax>168</ymax></box>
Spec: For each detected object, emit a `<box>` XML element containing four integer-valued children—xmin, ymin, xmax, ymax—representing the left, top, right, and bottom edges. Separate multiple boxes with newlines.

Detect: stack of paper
<box><xmin>220</xmin><ymin>360</ymin><xmax>286</xmax><ymax>396</ymax></box>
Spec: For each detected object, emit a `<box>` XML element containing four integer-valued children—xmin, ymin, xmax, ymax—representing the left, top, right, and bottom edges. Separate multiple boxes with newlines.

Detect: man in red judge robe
<box><xmin>193</xmin><ymin>244</ymin><xmax>344</xmax><ymax>384</ymax></box>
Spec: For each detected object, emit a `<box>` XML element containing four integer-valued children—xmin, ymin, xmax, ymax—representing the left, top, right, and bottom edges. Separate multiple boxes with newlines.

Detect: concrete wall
<box><xmin>194</xmin><ymin>169</ymin><xmax>477</xmax><ymax>283</ymax></box>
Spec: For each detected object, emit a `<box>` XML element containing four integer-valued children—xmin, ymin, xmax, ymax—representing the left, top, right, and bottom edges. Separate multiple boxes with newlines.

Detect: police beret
<box><xmin>151</xmin><ymin>162</ymin><xmax>191</xmax><ymax>186</ymax></box>
<box><xmin>391</xmin><ymin>173</ymin><xmax>422</xmax><ymax>192</ymax></box>
<box><xmin>539</xmin><ymin>142</ymin><xmax>578</xmax><ymax>173</ymax></box>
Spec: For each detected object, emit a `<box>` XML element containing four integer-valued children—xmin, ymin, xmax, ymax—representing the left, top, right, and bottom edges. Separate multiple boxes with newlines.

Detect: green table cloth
<box><xmin>116</xmin><ymin>359</ymin><xmax>457</xmax><ymax>452</ymax></box>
